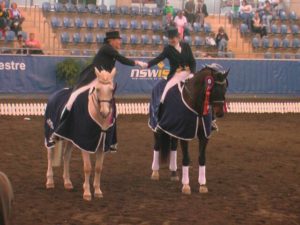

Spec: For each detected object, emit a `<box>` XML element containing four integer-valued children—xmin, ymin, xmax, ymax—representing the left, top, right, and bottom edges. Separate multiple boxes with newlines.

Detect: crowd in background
<box><xmin>239</xmin><ymin>0</ymin><xmax>287</xmax><ymax>37</ymax></box>
<box><xmin>0</xmin><ymin>1</ymin><xmax>43</xmax><ymax>54</ymax></box>
<box><xmin>0</xmin><ymin>1</ymin><xmax>24</xmax><ymax>37</ymax></box>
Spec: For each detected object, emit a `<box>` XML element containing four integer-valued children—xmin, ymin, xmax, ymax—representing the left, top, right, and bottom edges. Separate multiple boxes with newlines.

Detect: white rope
<box><xmin>0</xmin><ymin>102</ymin><xmax>300</xmax><ymax>116</ymax></box>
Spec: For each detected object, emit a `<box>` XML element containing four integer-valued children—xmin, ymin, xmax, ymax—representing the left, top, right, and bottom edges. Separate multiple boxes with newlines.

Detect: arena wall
<box><xmin>0</xmin><ymin>55</ymin><xmax>299</xmax><ymax>96</ymax></box>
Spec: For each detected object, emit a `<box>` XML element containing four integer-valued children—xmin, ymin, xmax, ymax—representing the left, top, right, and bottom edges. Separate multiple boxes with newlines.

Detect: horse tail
<box><xmin>158</xmin><ymin>130</ymin><xmax>171</xmax><ymax>164</ymax></box>
<box><xmin>0</xmin><ymin>172</ymin><xmax>14</xmax><ymax>225</ymax></box>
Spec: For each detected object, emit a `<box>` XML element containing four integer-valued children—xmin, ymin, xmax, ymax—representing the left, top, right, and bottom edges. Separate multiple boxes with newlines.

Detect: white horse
<box><xmin>45</xmin><ymin>68</ymin><xmax>116</xmax><ymax>201</ymax></box>
<box><xmin>0</xmin><ymin>171</ymin><xmax>14</xmax><ymax>225</ymax></box>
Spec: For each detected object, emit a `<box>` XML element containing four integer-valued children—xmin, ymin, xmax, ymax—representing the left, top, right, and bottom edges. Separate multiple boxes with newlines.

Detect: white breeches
<box><xmin>65</xmin><ymin>79</ymin><xmax>98</xmax><ymax>111</ymax></box>
<box><xmin>161</xmin><ymin>71</ymin><xmax>191</xmax><ymax>103</ymax></box>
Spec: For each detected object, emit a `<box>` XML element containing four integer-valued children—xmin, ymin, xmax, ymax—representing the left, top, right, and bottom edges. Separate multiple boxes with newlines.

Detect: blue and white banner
<box><xmin>0</xmin><ymin>55</ymin><xmax>300</xmax><ymax>95</ymax></box>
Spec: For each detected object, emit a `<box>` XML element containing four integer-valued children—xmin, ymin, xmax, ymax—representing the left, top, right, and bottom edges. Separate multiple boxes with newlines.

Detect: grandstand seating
<box><xmin>87</xmin><ymin>4</ymin><xmax>97</xmax><ymax>14</ymax></box>
<box><xmin>141</xmin><ymin>34</ymin><xmax>150</xmax><ymax>45</ymax></box>
<box><xmin>84</xmin><ymin>33</ymin><xmax>93</xmax><ymax>44</ymax></box>
<box><xmin>120</xmin><ymin>6</ymin><xmax>129</xmax><ymax>15</ymax></box>
<box><xmin>33</xmin><ymin>2</ymin><xmax>300</xmax><ymax>58</ymax></box>
<box><xmin>61</xmin><ymin>32</ymin><xmax>70</xmax><ymax>44</ymax></box>
<box><xmin>152</xmin><ymin>35</ymin><xmax>161</xmax><ymax>45</ymax></box>
<box><xmin>272</xmin><ymin>38</ymin><xmax>281</xmax><ymax>49</ymax></box>
<box><xmin>97</xmin><ymin>19</ymin><xmax>106</xmax><ymax>29</ymax></box>
<box><xmin>96</xmin><ymin>34</ymin><xmax>105</xmax><ymax>44</ymax></box>
<box><xmin>274</xmin><ymin>52</ymin><xmax>282</xmax><ymax>59</ymax></box>
<box><xmin>184</xmin><ymin>36</ymin><xmax>192</xmax><ymax>45</ymax></box>
<box><xmin>194</xmin><ymin>36</ymin><xmax>205</xmax><ymax>47</ymax></box>
<box><xmin>119</xmin><ymin>19</ymin><xmax>128</xmax><ymax>30</ymax></box>
<box><xmin>193</xmin><ymin>22</ymin><xmax>202</xmax><ymax>33</ymax></box>
<box><xmin>75</xmin><ymin>17</ymin><xmax>84</xmax><ymax>28</ymax></box>
<box><xmin>86</xmin><ymin>18</ymin><xmax>94</xmax><ymax>29</ymax></box>
<box><xmin>120</xmin><ymin>34</ymin><xmax>128</xmax><ymax>45</ymax></box>
<box><xmin>108</xmin><ymin>19</ymin><xmax>118</xmax><ymax>29</ymax></box>
<box><xmin>54</xmin><ymin>3</ymin><xmax>64</xmax><ymax>12</ymax></box>
<box><xmin>98</xmin><ymin>4</ymin><xmax>108</xmax><ymax>14</ymax></box>
<box><xmin>130</xmin><ymin>6</ymin><xmax>139</xmax><ymax>16</ymax></box>
<box><xmin>130</xmin><ymin>34</ymin><xmax>139</xmax><ymax>45</ymax></box>
<box><xmin>63</xmin><ymin>17</ymin><xmax>73</xmax><ymax>28</ymax></box>
<box><xmin>76</xmin><ymin>4</ymin><xmax>86</xmax><ymax>13</ymax></box>
<box><xmin>65</xmin><ymin>3</ymin><xmax>76</xmax><ymax>13</ymax></box>
<box><xmin>109</xmin><ymin>5</ymin><xmax>119</xmax><ymax>15</ymax></box>
<box><xmin>73</xmin><ymin>33</ymin><xmax>81</xmax><ymax>44</ymax></box>
<box><xmin>5</xmin><ymin>31</ymin><xmax>16</xmax><ymax>42</ymax></box>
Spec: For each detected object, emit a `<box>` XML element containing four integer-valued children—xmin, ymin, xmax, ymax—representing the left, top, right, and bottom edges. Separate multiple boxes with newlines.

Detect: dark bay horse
<box><xmin>0</xmin><ymin>172</ymin><xmax>14</xmax><ymax>225</ymax></box>
<box><xmin>44</xmin><ymin>68</ymin><xmax>116</xmax><ymax>201</ymax></box>
<box><xmin>150</xmin><ymin>64</ymin><xmax>229</xmax><ymax>194</ymax></box>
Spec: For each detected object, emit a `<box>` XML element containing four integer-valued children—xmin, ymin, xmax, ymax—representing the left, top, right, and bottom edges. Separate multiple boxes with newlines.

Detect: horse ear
<box><xmin>94</xmin><ymin>67</ymin><xmax>101</xmax><ymax>78</ymax></box>
<box><xmin>224</xmin><ymin>69</ymin><xmax>230</xmax><ymax>78</ymax></box>
<box><xmin>110</xmin><ymin>67</ymin><xmax>117</xmax><ymax>79</ymax></box>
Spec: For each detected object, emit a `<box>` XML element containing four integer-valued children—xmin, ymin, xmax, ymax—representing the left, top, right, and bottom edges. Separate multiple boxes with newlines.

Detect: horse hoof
<box><xmin>182</xmin><ymin>184</ymin><xmax>191</xmax><ymax>195</ymax></box>
<box><xmin>94</xmin><ymin>192</ymin><xmax>103</xmax><ymax>198</ymax></box>
<box><xmin>46</xmin><ymin>182</ymin><xmax>54</xmax><ymax>189</ymax></box>
<box><xmin>199</xmin><ymin>185</ymin><xmax>208</xmax><ymax>193</ymax></box>
<box><xmin>151</xmin><ymin>171</ymin><xmax>159</xmax><ymax>180</ymax></box>
<box><xmin>83</xmin><ymin>194</ymin><xmax>92</xmax><ymax>201</ymax></box>
<box><xmin>170</xmin><ymin>171</ymin><xmax>179</xmax><ymax>181</ymax></box>
<box><xmin>64</xmin><ymin>182</ymin><xmax>74</xmax><ymax>190</ymax></box>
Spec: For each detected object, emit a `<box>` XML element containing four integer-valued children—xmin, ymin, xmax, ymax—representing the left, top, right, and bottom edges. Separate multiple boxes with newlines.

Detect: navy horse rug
<box><xmin>44</xmin><ymin>88</ymin><xmax>116</xmax><ymax>153</ymax></box>
<box><xmin>149</xmin><ymin>81</ymin><xmax>213</xmax><ymax>140</ymax></box>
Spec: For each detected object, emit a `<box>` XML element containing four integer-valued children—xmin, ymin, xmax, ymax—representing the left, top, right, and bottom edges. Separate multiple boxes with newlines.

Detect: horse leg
<box><xmin>181</xmin><ymin>140</ymin><xmax>191</xmax><ymax>194</ymax></box>
<box><xmin>63</xmin><ymin>141</ymin><xmax>73</xmax><ymax>190</ymax></box>
<box><xmin>151</xmin><ymin>132</ymin><xmax>160</xmax><ymax>180</ymax></box>
<box><xmin>198</xmin><ymin>129</ymin><xmax>209</xmax><ymax>193</ymax></box>
<box><xmin>46</xmin><ymin>148</ymin><xmax>55</xmax><ymax>189</ymax></box>
<box><xmin>169</xmin><ymin>137</ymin><xmax>179</xmax><ymax>181</ymax></box>
<box><xmin>81</xmin><ymin>151</ymin><xmax>92</xmax><ymax>201</ymax></box>
<box><xmin>93</xmin><ymin>150</ymin><xmax>104</xmax><ymax>198</ymax></box>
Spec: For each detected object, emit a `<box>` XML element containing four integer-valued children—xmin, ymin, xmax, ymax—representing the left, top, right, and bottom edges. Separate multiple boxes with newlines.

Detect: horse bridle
<box><xmin>183</xmin><ymin>68</ymin><xmax>227</xmax><ymax>104</ymax></box>
<box><xmin>90</xmin><ymin>82</ymin><xmax>114</xmax><ymax>106</ymax></box>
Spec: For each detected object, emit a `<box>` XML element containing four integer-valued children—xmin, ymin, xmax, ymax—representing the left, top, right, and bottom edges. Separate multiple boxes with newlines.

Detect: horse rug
<box><xmin>45</xmin><ymin>88</ymin><xmax>116</xmax><ymax>153</ymax></box>
<box><xmin>149</xmin><ymin>80</ymin><xmax>213</xmax><ymax>140</ymax></box>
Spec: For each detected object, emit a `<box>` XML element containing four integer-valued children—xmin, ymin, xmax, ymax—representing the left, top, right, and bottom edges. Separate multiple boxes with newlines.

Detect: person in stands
<box><xmin>7</xmin><ymin>2</ymin><xmax>25</xmax><ymax>35</ymax></box>
<box><xmin>25</xmin><ymin>33</ymin><xmax>44</xmax><ymax>54</ymax></box>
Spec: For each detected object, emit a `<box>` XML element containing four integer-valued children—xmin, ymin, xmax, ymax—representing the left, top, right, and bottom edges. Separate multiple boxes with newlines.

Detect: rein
<box><xmin>90</xmin><ymin>85</ymin><xmax>113</xmax><ymax>106</ymax></box>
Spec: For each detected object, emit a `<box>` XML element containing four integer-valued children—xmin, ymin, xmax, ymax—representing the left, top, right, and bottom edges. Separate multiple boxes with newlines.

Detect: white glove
<box><xmin>135</xmin><ymin>61</ymin><xmax>148</xmax><ymax>69</ymax></box>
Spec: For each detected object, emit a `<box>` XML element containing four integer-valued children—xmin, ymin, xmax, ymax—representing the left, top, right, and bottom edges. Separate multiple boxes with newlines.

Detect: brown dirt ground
<box><xmin>0</xmin><ymin>114</ymin><xmax>299</xmax><ymax>225</ymax></box>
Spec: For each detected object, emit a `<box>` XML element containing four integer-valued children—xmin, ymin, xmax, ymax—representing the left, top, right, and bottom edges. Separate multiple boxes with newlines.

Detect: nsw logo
<box><xmin>130</xmin><ymin>62</ymin><xmax>169</xmax><ymax>80</ymax></box>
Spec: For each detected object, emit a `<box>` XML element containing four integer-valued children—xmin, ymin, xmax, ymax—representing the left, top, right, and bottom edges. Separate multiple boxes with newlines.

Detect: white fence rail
<box><xmin>0</xmin><ymin>102</ymin><xmax>300</xmax><ymax>116</ymax></box>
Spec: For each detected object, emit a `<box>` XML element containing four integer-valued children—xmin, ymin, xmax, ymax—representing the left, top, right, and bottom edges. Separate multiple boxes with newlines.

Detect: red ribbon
<box><xmin>203</xmin><ymin>76</ymin><xmax>214</xmax><ymax>115</ymax></box>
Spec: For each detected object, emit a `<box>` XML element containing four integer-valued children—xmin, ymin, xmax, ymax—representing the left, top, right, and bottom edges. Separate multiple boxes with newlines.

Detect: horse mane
<box><xmin>0</xmin><ymin>172</ymin><xmax>14</xmax><ymax>225</ymax></box>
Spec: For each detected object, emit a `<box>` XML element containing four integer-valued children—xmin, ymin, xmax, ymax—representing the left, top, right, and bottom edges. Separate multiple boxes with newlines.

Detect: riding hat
<box><xmin>167</xmin><ymin>27</ymin><xmax>179</xmax><ymax>38</ymax></box>
<box><xmin>104</xmin><ymin>30</ymin><xmax>122</xmax><ymax>42</ymax></box>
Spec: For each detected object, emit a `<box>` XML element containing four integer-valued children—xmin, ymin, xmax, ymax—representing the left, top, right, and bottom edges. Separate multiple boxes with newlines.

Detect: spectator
<box><xmin>25</xmin><ymin>33</ymin><xmax>43</xmax><ymax>54</ymax></box>
<box><xmin>184</xmin><ymin>0</ymin><xmax>195</xmax><ymax>25</ymax></box>
<box><xmin>239</xmin><ymin>0</ymin><xmax>252</xmax><ymax>28</ymax></box>
<box><xmin>163</xmin><ymin>0</ymin><xmax>175</xmax><ymax>29</ymax></box>
<box><xmin>262</xmin><ymin>0</ymin><xmax>274</xmax><ymax>33</ymax></box>
<box><xmin>195</xmin><ymin>0</ymin><xmax>208</xmax><ymax>28</ymax></box>
<box><xmin>251</xmin><ymin>11</ymin><xmax>267</xmax><ymax>37</ymax></box>
<box><xmin>215</xmin><ymin>26</ymin><xmax>229</xmax><ymax>52</ymax></box>
<box><xmin>0</xmin><ymin>1</ymin><xmax>8</xmax><ymax>37</ymax></box>
<box><xmin>174</xmin><ymin>10</ymin><xmax>188</xmax><ymax>40</ymax></box>
<box><xmin>7</xmin><ymin>2</ymin><xmax>24</xmax><ymax>35</ymax></box>
<box><xmin>16</xmin><ymin>33</ymin><xmax>26</xmax><ymax>54</ymax></box>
